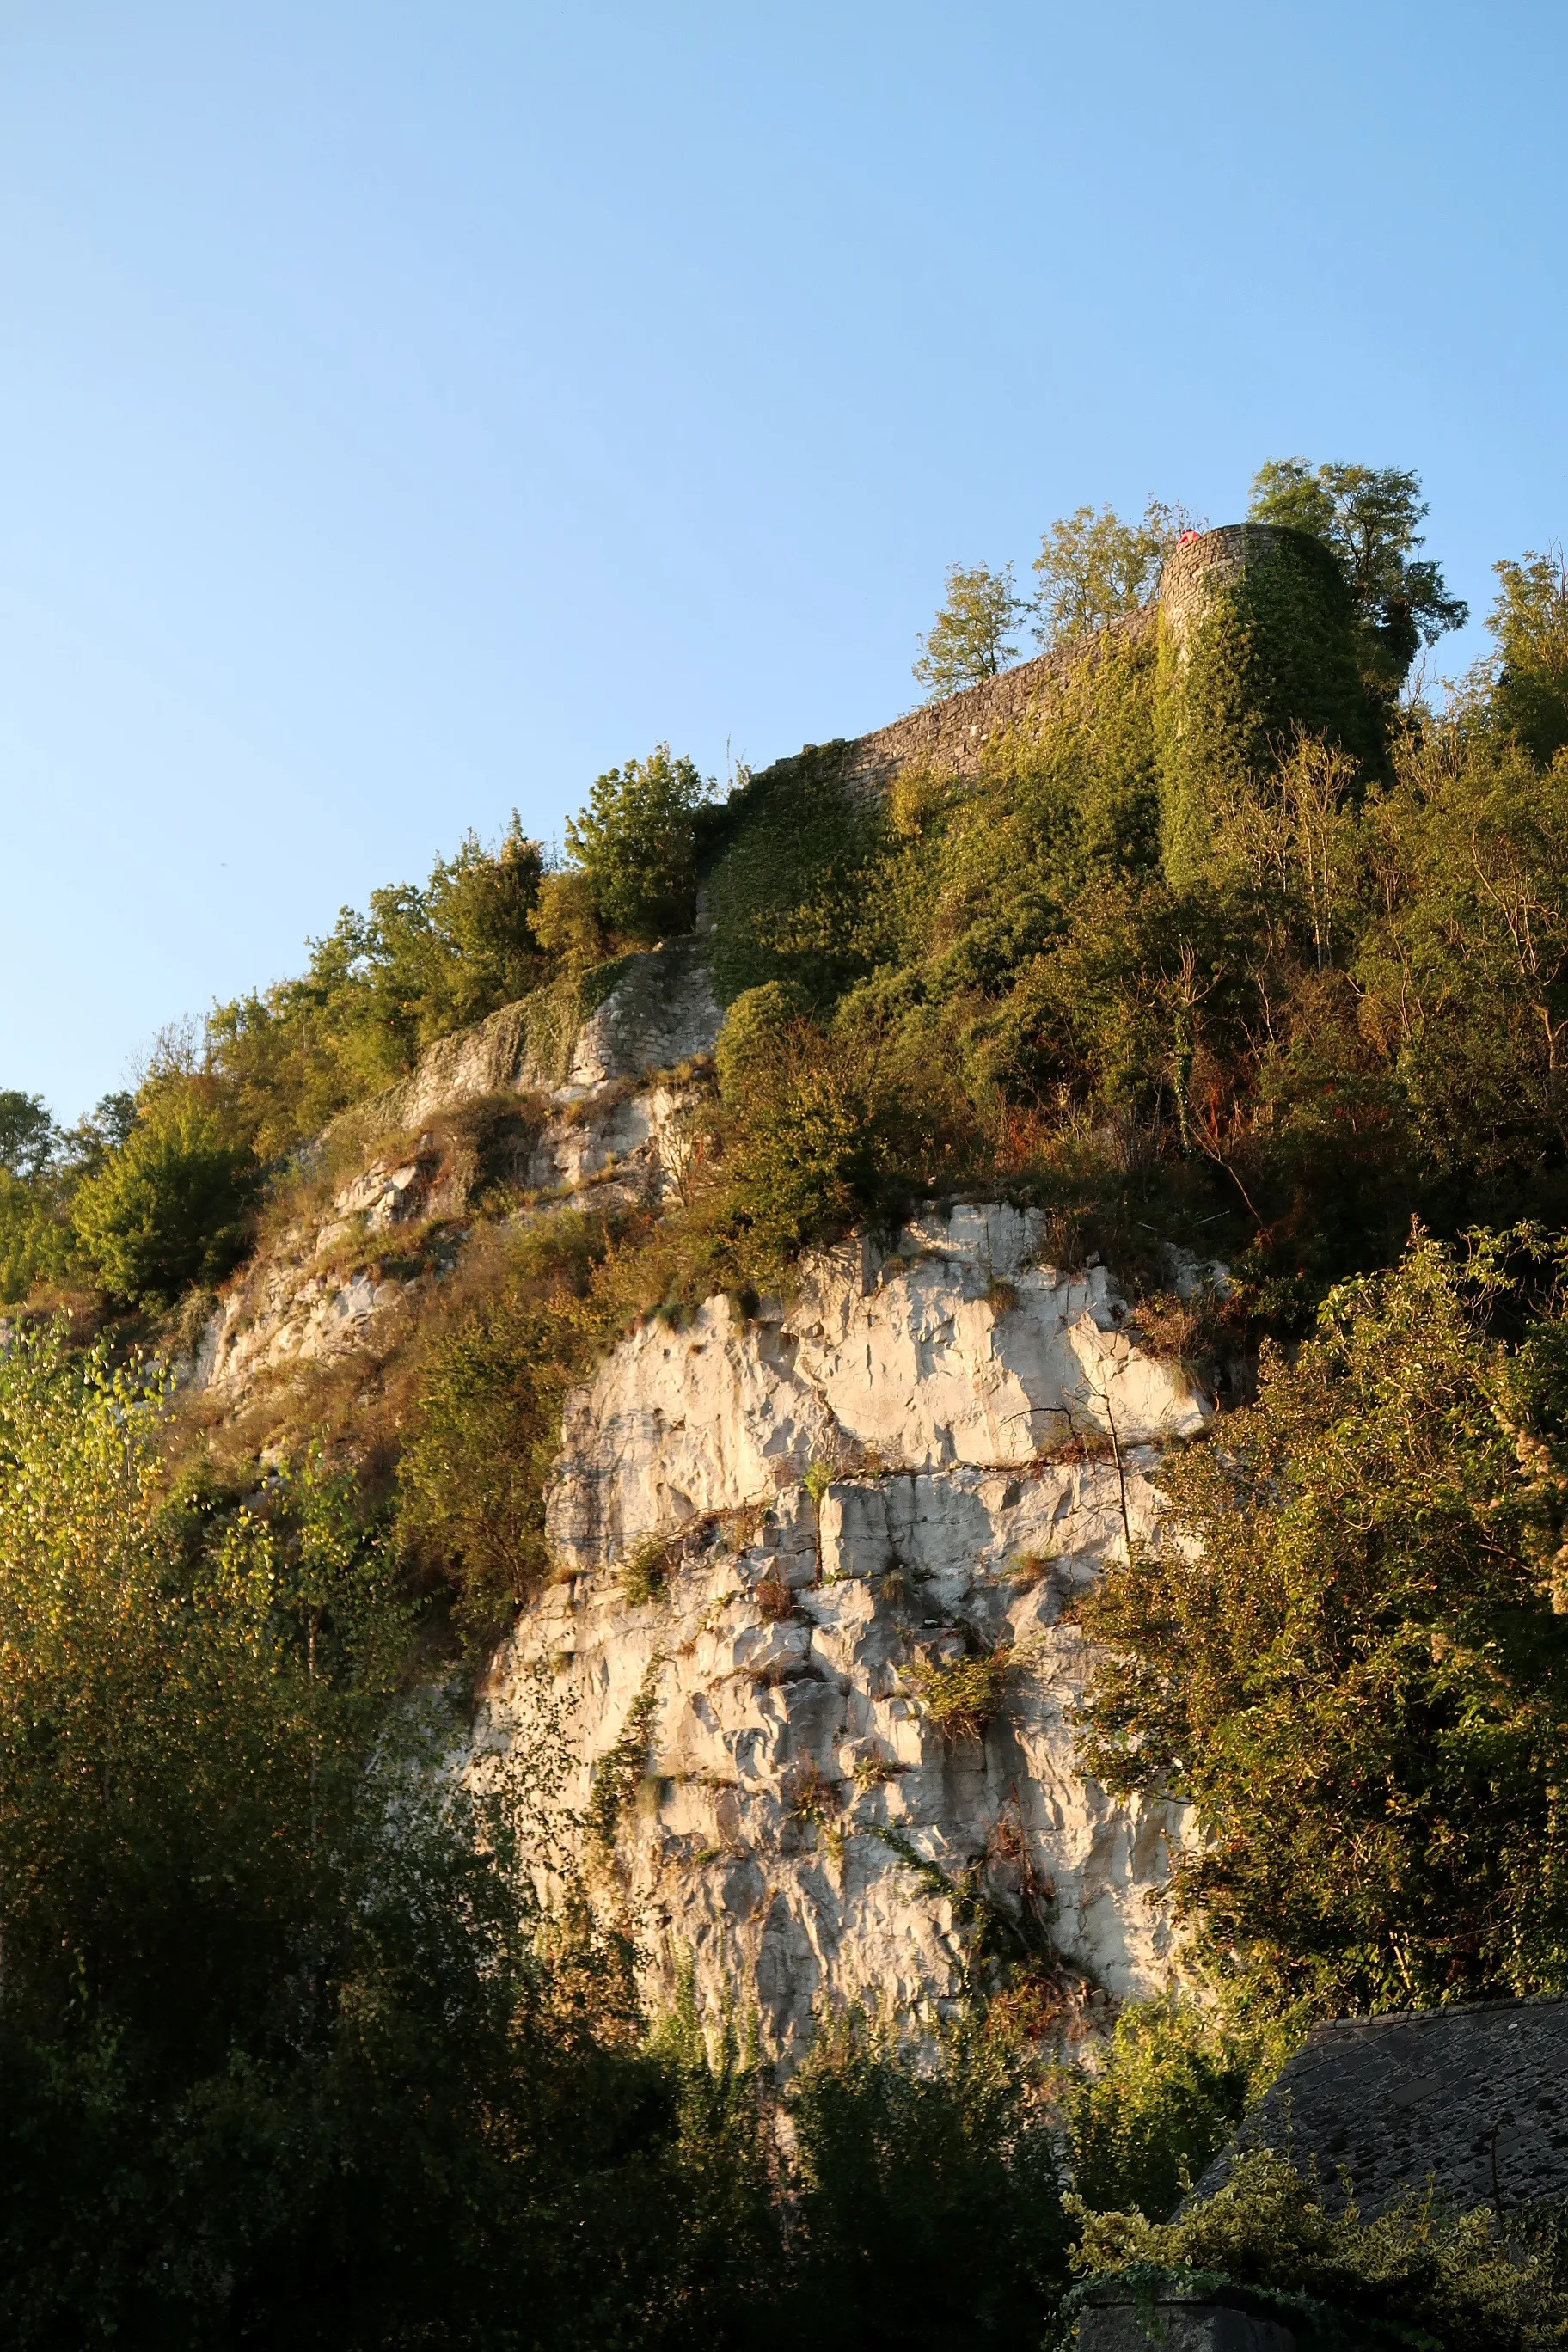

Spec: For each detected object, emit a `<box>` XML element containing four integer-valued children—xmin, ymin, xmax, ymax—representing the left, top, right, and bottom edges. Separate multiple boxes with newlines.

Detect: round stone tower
<box><xmin>1157</xmin><ymin>523</ymin><xmax>1301</xmax><ymax>660</ymax></box>
<box><xmin>1152</xmin><ymin>521</ymin><xmax>1371</xmax><ymax>885</ymax></box>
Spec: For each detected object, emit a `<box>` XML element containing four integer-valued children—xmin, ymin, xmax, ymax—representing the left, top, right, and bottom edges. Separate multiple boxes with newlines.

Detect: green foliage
<box><xmin>0</xmin><ymin>1090</ymin><xmax>53</xmax><ymax>1179</ymax></box>
<box><xmin>717</xmin><ymin>1009</ymin><xmax>887</xmax><ymax>1269</ymax></box>
<box><xmin>0</xmin><ymin>1324</ymin><xmax>410</xmax><ymax>2072</ymax></box>
<box><xmin>785</xmin><ymin>2011</ymin><xmax>1071</xmax><ymax>2349</ymax></box>
<box><xmin>0</xmin><ymin>1170</ymin><xmax>75</xmax><ymax>1303</ymax></box>
<box><xmin>1157</xmin><ymin>524</ymin><xmax>1373</xmax><ymax>885</ymax></box>
<box><xmin>913</xmin><ymin>560</ymin><xmax>1028</xmax><ymax>695</ymax></box>
<box><xmin>704</xmin><ymin>743</ymin><xmax>886</xmax><ymax>1007</ymax></box>
<box><xmin>396</xmin><ymin>1210</ymin><xmax>622</xmax><ymax>1634</ymax></box>
<box><xmin>70</xmin><ymin>1094</ymin><xmax>254</xmax><ymax>1308</ymax></box>
<box><xmin>1061</xmin><ymin>1996</ymin><xmax>1278</xmax><ymax>2220</ymax></box>
<box><xmin>585</xmin><ymin>1656</ymin><xmax>663</xmax><ymax>1849</ymax></box>
<box><xmin>1249</xmin><ymin>457</ymin><xmax>1469</xmax><ymax>693</ymax></box>
<box><xmin>1487</xmin><ymin>544</ymin><xmax>1568</xmax><ymax>766</ymax></box>
<box><xmin>1033</xmin><ymin>497</ymin><xmax>1201</xmax><ymax>646</ymax></box>
<box><xmin>1079</xmin><ymin>1231</ymin><xmax>1568</xmax><ymax>2012</ymax></box>
<box><xmin>0</xmin><ymin>1325</ymin><xmax>744</xmax><ymax>2349</ymax></box>
<box><xmin>563</xmin><ymin>742</ymin><xmax>712</xmax><ymax>945</ymax></box>
<box><xmin>529</xmin><ymin>862</ymin><xmax>611</xmax><ymax>971</ymax></box>
<box><xmin>207</xmin><ymin>818</ymin><xmax>547</xmax><ymax>1157</ymax></box>
<box><xmin>905</xmin><ymin>1644</ymin><xmax>1014</xmax><ymax>1740</ymax></box>
<box><xmin>1074</xmin><ymin>2147</ymin><xmax>1568</xmax><ymax>2351</ymax></box>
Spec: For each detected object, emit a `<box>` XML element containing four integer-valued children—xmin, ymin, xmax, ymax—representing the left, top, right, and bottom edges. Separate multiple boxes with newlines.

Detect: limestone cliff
<box><xmin>185</xmin><ymin>927</ymin><xmax>1210</xmax><ymax>2055</ymax></box>
<box><xmin>486</xmin><ymin>1203</ymin><xmax>1208</xmax><ymax>2058</ymax></box>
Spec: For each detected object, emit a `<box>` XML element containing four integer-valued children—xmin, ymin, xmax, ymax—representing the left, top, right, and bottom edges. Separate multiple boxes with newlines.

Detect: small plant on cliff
<box><xmin>620</xmin><ymin>1531</ymin><xmax>677</xmax><ymax>1607</ymax></box>
<box><xmin>755</xmin><ymin>1574</ymin><xmax>793</xmax><ymax>1622</ymax></box>
<box><xmin>905</xmin><ymin>1644</ymin><xmax>1014</xmax><ymax>1742</ymax></box>
<box><xmin>584</xmin><ymin>1656</ymin><xmax>663</xmax><ymax>1851</ymax></box>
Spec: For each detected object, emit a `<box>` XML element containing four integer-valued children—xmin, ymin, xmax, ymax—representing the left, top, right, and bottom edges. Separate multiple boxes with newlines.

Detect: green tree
<box><xmin>1060</xmin><ymin>1995</ymin><xmax>1270</xmax><ymax>2220</ymax></box>
<box><xmin>563</xmin><ymin>743</ymin><xmax>712</xmax><ymax>944</ymax></box>
<box><xmin>912</xmin><ymin>561</ymin><xmax>1028</xmax><ymax>696</ymax></box>
<box><xmin>70</xmin><ymin>1096</ymin><xmax>254</xmax><ymax>1308</ymax></box>
<box><xmin>1247</xmin><ymin>458</ymin><xmax>1467</xmax><ymax>693</ymax></box>
<box><xmin>0</xmin><ymin>1092</ymin><xmax>53</xmax><ymax>1180</ymax></box>
<box><xmin>206</xmin><ymin>818</ymin><xmax>547</xmax><ymax>1158</ymax></box>
<box><xmin>786</xmin><ymin>2012</ymin><xmax>1069</xmax><ymax>2349</ymax></box>
<box><xmin>1078</xmin><ymin>1232</ymin><xmax>1568</xmax><ymax>2013</ymax></box>
<box><xmin>1487</xmin><ymin>544</ymin><xmax>1568</xmax><ymax>765</ymax></box>
<box><xmin>1033</xmin><ymin>498</ymin><xmax>1201</xmax><ymax>648</ymax></box>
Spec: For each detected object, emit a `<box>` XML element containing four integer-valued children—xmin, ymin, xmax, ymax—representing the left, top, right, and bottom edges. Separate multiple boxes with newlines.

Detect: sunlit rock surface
<box><xmin>492</xmin><ymin>1204</ymin><xmax>1210</xmax><ymax>2058</ymax></box>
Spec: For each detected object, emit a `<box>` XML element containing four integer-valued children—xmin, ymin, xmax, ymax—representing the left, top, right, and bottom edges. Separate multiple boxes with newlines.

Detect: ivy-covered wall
<box><xmin>1155</xmin><ymin>524</ymin><xmax>1374</xmax><ymax>885</ymax></box>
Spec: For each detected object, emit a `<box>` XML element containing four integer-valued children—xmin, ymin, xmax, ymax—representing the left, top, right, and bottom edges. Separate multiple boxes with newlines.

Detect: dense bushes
<box><xmin>69</xmin><ymin>1095</ymin><xmax>254</xmax><ymax>1308</ymax></box>
<box><xmin>1075</xmin><ymin>2147</ymin><xmax>1568</xmax><ymax>2351</ymax></box>
<box><xmin>698</xmin><ymin>565</ymin><xmax>1568</xmax><ymax>1326</ymax></box>
<box><xmin>1078</xmin><ymin>1231</ymin><xmax>1568</xmax><ymax>2011</ymax></box>
<box><xmin>0</xmin><ymin>1324</ymin><xmax>1077</xmax><ymax>2349</ymax></box>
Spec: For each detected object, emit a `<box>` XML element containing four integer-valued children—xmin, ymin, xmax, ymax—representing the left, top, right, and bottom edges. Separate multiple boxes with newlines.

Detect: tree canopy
<box><xmin>1032</xmin><ymin>497</ymin><xmax>1201</xmax><ymax>647</ymax></box>
<box><xmin>1247</xmin><ymin>457</ymin><xmax>1468</xmax><ymax>694</ymax></box>
<box><xmin>912</xmin><ymin>560</ymin><xmax>1028</xmax><ymax>695</ymax></box>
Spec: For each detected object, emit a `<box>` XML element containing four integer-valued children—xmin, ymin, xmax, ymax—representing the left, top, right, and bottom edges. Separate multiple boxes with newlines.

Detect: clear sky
<box><xmin>3</xmin><ymin>1</ymin><xmax>1565</xmax><ymax>1118</ymax></box>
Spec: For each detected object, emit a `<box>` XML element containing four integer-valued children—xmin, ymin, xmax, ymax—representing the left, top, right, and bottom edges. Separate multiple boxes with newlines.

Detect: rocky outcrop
<box><xmin>486</xmin><ymin>1204</ymin><xmax>1211</xmax><ymax>2057</ymax></box>
<box><xmin>192</xmin><ymin>940</ymin><xmax>722</xmax><ymax>1414</ymax></box>
<box><xmin>545</xmin><ymin>1204</ymin><xmax>1205</xmax><ymax>1571</ymax></box>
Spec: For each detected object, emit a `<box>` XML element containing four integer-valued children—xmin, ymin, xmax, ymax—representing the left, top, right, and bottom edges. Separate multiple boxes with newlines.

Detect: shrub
<box><xmin>1060</xmin><ymin>1995</ymin><xmax>1274</xmax><ymax>2220</ymax></box>
<box><xmin>1078</xmin><ymin>1230</ymin><xmax>1568</xmax><ymax>2011</ymax></box>
<box><xmin>905</xmin><ymin>1645</ymin><xmax>1014</xmax><ymax>1742</ymax></box>
<box><xmin>70</xmin><ymin>1096</ymin><xmax>254</xmax><ymax>1308</ymax></box>
<box><xmin>1074</xmin><ymin>2146</ymin><xmax>1568</xmax><ymax>2352</ymax></box>
<box><xmin>396</xmin><ymin>1211</ymin><xmax>619</xmax><ymax>1635</ymax></box>
<box><xmin>564</xmin><ymin>743</ymin><xmax>712</xmax><ymax>945</ymax></box>
<box><xmin>786</xmin><ymin>2012</ymin><xmax>1070</xmax><ymax>2349</ymax></box>
<box><xmin>621</xmin><ymin>1531</ymin><xmax>677</xmax><ymax>1607</ymax></box>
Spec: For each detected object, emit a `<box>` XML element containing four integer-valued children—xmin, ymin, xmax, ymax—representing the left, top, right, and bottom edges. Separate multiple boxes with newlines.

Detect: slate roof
<box><xmin>1191</xmin><ymin>1998</ymin><xmax>1568</xmax><ymax>2217</ymax></box>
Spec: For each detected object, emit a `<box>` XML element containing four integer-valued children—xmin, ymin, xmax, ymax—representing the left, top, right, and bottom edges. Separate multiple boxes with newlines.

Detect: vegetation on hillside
<box><xmin>7</xmin><ymin>461</ymin><xmax>1568</xmax><ymax>2341</ymax></box>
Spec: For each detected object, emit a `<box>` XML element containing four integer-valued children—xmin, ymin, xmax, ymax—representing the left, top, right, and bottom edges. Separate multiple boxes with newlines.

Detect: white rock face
<box><xmin>545</xmin><ymin>1204</ymin><xmax>1205</xmax><ymax>1571</ymax></box>
<box><xmin>492</xmin><ymin>1204</ymin><xmax>1209</xmax><ymax>2056</ymax></box>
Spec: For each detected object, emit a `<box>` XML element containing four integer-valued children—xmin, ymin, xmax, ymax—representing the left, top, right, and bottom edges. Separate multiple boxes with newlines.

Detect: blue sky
<box><xmin>3</xmin><ymin>1</ymin><xmax>1565</xmax><ymax>1118</ymax></box>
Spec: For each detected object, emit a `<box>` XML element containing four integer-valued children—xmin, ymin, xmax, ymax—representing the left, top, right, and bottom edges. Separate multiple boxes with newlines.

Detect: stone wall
<box><xmin>745</xmin><ymin>608</ymin><xmax>1155</xmax><ymax>801</ymax></box>
<box><xmin>1158</xmin><ymin>522</ymin><xmax>1296</xmax><ymax>663</ymax></box>
<box><xmin>1192</xmin><ymin>1997</ymin><xmax>1568</xmax><ymax>2217</ymax></box>
<box><xmin>741</xmin><ymin>523</ymin><xmax>1294</xmax><ymax>805</ymax></box>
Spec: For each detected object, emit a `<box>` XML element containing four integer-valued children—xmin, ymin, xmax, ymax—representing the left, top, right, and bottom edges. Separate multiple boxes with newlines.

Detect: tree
<box><xmin>912</xmin><ymin>561</ymin><xmax>1028</xmax><ymax>697</ymax></box>
<box><xmin>1247</xmin><ymin>459</ymin><xmax>1467</xmax><ymax>694</ymax></box>
<box><xmin>0</xmin><ymin>1093</ymin><xmax>53</xmax><ymax>1181</ymax></box>
<box><xmin>1032</xmin><ymin>498</ymin><xmax>1202</xmax><ymax>648</ymax></box>
<box><xmin>1487</xmin><ymin>544</ymin><xmax>1568</xmax><ymax>766</ymax></box>
<box><xmin>563</xmin><ymin>743</ymin><xmax>712</xmax><ymax>944</ymax></box>
<box><xmin>70</xmin><ymin>1096</ymin><xmax>254</xmax><ymax>1308</ymax></box>
<box><xmin>1078</xmin><ymin>1233</ymin><xmax>1568</xmax><ymax>2013</ymax></box>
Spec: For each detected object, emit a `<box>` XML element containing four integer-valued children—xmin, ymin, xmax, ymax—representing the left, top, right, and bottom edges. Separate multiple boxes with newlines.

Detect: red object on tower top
<box><xmin>1175</xmin><ymin>528</ymin><xmax>1202</xmax><ymax>545</ymax></box>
